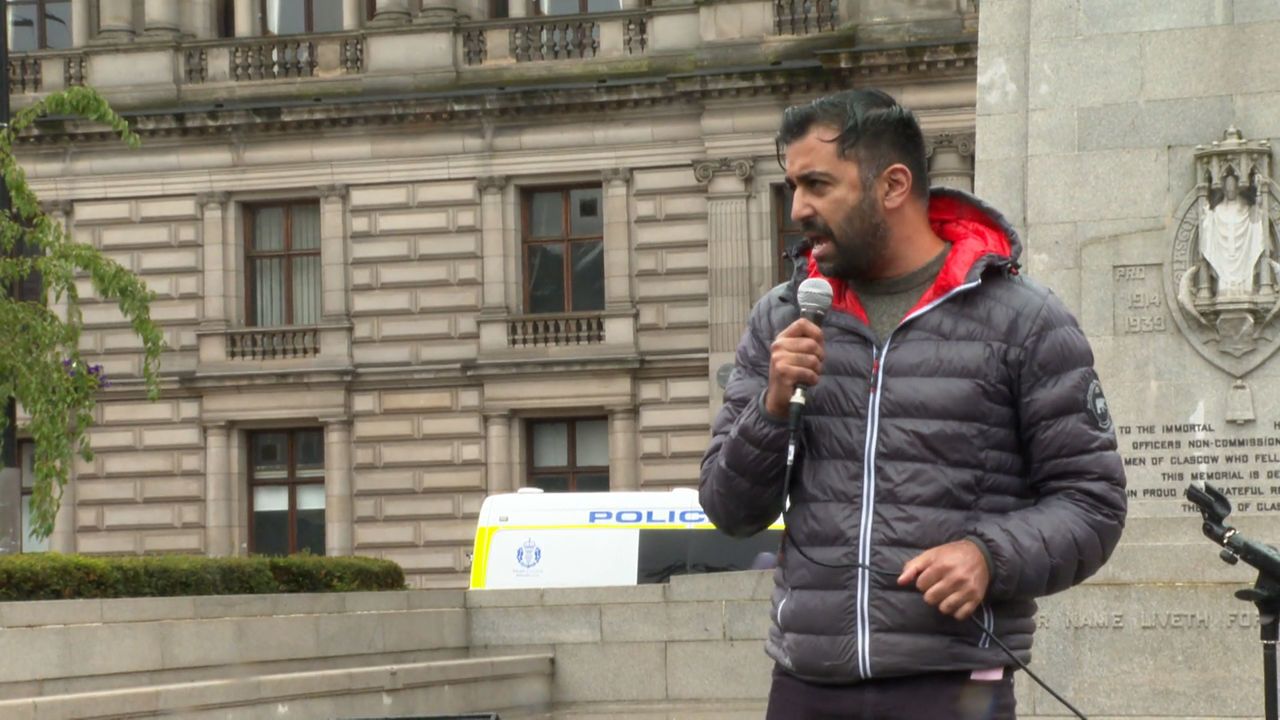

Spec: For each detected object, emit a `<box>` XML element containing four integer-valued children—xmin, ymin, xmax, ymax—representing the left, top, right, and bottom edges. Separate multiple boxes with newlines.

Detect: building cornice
<box><xmin>16</xmin><ymin>39</ymin><xmax>977</xmax><ymax>146</ymax></box>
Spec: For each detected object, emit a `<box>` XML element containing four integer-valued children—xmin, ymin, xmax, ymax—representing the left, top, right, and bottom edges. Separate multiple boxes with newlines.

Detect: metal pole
<box><xmin>1265</xmin><ymin>610</ymin><xmax>1279</xmax><ymax>720</ymax></box>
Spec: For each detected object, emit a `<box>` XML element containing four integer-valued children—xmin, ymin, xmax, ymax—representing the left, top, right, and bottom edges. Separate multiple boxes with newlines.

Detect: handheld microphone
<box><xmin>790</xmin><ymin>278</ymin><xmax>833</xmax><ymax>420</ymax></box>
<box><xmin>784</xmin><ymin>278</ymin><xmax>833</xmax><ymax>506</ymax></box>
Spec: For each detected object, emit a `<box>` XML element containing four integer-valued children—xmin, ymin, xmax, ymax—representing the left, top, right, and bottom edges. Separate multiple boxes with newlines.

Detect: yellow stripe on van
<box><xmin>469</xmin><ymin>526</ymin><xmax>498</xmax><ymax>589</ymax></box>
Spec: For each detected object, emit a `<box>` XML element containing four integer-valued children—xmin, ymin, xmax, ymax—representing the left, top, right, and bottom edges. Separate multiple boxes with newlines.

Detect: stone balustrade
<box><xmin>0</xmin><ymin>0</ymin><xmax>910</xmax><ymax>107</ymax></box>
<box><xmin>507</xmin><ymin>313</ymin><xmax>606</xmax><ymax>348</ymax></box>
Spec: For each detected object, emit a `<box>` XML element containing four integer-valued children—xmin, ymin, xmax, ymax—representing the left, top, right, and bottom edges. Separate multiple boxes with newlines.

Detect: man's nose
<box><xmin>790</xmin><ymin>190</ymin><xmax>814</xmax><ymax>224</ymax></box>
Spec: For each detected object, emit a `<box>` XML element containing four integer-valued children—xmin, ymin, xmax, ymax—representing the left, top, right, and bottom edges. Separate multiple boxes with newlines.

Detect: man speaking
<box><xmin>699</xmin><ymin>89</ymin><xmax>1127</xmax><ymax>719</ymax></box>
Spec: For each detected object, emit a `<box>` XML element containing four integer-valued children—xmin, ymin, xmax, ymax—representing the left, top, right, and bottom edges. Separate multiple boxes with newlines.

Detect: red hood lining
<box><xmin>802</xmin><ymin>194</ymin><xmax>1013</xmax><ymax>325</ymax></box>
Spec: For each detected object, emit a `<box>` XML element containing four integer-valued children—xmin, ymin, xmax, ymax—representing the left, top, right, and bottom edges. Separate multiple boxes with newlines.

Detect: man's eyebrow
<box><xmin>792</xmin><ymin>170</ymin><xmax>836</xmax><ymax>185</ymax></box>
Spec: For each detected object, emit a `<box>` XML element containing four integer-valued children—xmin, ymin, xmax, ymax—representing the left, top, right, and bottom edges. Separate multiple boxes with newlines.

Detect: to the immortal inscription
<box><xmin>1118</xmin><ymin>421</ymin><xmax>1280</xmax><ymax>517</ymax></box>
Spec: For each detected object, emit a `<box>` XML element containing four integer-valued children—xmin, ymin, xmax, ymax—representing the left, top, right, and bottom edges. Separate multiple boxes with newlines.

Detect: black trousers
<box><xmin>765</xmin><ymin>665</ymin><xmax>1017</xmax><ymax>720</ymax></box>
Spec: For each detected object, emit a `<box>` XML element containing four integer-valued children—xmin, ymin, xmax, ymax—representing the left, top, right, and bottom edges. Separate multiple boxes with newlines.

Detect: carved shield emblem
<box><xmin>1165</xmin><ymin>128</ymin><xmax>1280</xmax><ymax>378</ymax></box>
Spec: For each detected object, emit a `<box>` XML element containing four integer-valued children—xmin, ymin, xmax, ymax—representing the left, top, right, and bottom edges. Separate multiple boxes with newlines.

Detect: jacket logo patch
<box><xmin>1086</xmin><ymin>378</ymin><xmax>1112</xmax><ymax>432</ymax></box>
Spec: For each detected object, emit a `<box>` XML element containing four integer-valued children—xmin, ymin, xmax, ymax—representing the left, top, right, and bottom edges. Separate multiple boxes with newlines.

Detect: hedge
<box><xmin>0</xmin><ymin>553</ymin><xmax>406</xmax><ymax>601</ymax></box>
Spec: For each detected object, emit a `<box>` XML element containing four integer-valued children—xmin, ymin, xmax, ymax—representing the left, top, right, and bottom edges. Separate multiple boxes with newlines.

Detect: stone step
<box><xmin>0</xmin><ymin>653</ymin><xmax>554</xmax><ymax>720</ymax></box>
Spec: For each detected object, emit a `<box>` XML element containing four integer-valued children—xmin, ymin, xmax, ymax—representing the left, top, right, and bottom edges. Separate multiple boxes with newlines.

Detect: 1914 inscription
<box><xmin>1114</xmin><ymin>265</ymin><xmax>1170</xmax><ymax>335</ymax></box>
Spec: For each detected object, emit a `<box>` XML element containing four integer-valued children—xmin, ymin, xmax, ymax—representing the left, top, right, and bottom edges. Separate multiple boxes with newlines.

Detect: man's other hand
<box><xmin>897</xmin><ymin>540</ymin><xmax>991</xmax><ymax>621</ymax></box>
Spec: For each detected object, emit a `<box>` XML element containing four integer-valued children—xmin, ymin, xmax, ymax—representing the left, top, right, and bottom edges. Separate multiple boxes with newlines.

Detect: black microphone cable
<box><xmin>779</xmin><ymin>435</ymin><xmax>1089</xmax><ymax>720</ymax></box>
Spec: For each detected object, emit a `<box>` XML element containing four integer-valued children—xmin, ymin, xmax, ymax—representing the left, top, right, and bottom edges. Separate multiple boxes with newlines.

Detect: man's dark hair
<box><xmin>776</xmin><ymin>89</ymin><xmax>930</xmax><ymax>201</ymax></box>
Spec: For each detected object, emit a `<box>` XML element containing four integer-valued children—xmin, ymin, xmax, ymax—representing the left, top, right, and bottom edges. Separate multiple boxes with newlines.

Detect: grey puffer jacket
<box><xmin>700</xmin><ymin>188</ymin><xmax>1127</xmax><ymax>684</ymax></box>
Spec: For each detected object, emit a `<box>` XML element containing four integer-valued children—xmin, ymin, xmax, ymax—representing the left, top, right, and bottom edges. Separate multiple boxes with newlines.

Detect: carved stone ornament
<box><xmin>476</xmin><ymin>175</ymin><xmax>507</xmax><ymax>194</ymax></box>
<box><xmin>692</xmin><ymin>158</ymin><xmax>754</xmax><ymax>184</ymax></box>
<box><xmin>1165</xmin><ymin>126</ymin><xmax>1279</xmax><ymax>380</ymax></box>
<box><xmin>925</xmin><ymin>132</ymin><xmax>976</xmax><ymax>159</ymax></box>
<box><xmin>601</xmin><ymin>167</ymin><xmax>632</xmax><ymax>185</ymax></box>
<box><xmin>317</xmin><ymin>184</ymin><xmax>348</xmax><ymax>200</ymax></box>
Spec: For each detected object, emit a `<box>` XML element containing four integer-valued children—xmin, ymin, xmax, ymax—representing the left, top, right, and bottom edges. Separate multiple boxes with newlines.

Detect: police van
<box><xmin>468</xmin><ymin>487</ymin><xmax>783</xmax><ymax>590</ymax></box>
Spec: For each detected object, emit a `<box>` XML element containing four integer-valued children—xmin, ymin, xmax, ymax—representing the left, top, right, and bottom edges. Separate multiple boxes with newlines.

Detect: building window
<box><xmin>535</xmin><ymin>0</ymin><xmax>622</xmax><ymax>14</ymax></box>
<box><xmin>523</xmin><ymin>186</ymin><xmax>605</xmax><ymax>314</ymax></box>
<box><xmin>18</xmin><ymin>442</ymin><xmax>49</xmax><ymax>553</ymax></box>
<box><xmin>248</xmin><ymin>429</ymin><xmax>325</xmax><ymax>556</ymax></box>
<box><xmin>775</xmin><ymin>184</ymin><xmax>805</xmax><ymax>283</ymax></box>
<box><xmin>7</xmin><ymin>0</ymin><xmax>71</xmax><ymax>51</ymax></box>
<box><xmin>260</xmin><ymin>0</ymin><xmax>343</xmax><ymax>35</ymax></box>
<box><xmin>489</xmin><ymin>0</ymin><xmax>509</xmax><ymax>18</ymax></box>
<box><xmin>246</xmin><ymin>202</ymin><xmax>321</xmax><ymax>327</ymax></box>
<box><xmin>527</xmin><ymin>418</ymin><xmax>609</xmax><ymax>492</ymax></box>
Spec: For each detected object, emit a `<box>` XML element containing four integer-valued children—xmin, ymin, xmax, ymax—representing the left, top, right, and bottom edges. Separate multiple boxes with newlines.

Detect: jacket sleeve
<box><xmin>699</xmin><ymin>296</ymin><xmax>792</xmax><ymax>538</ymax></box>
<box><xmin>968</xmin><ymin>292</ymin><xmax>1128</xmax><ymax>601</ymax></box>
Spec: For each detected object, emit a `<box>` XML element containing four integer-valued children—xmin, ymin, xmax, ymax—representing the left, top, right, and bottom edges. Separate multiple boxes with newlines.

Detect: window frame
<box><xmin>246</xmin><ymin>428</ymin><xmax>325</xmax><ymax>556</ymax></box>
<box><xmin>8</xmin><ymin>0</ymin><xmax>71</xmax><ymax>51</ymax></box>
<box><xmin>775</xmin><ymin>184</ymin><xmax>805</xmax><ymax>284</ymax></box>
<box><xmin>533</xmin><ymin>0</ymin><xmax>621</xmax><ymax>15</ymax></box>
<box><xmin>257</xmin><ymin>0</ymin><xmax>344</xmax><ymax>35</ymax></box>
<box><xmin>243</xmin><ymin>201</ymin><xmax>322</xmax><ymax>327</ymax></box>
<box><xmin>520</xmin><ymin>184</ymin><xmax>606</xmax><ymax>315</ymax></box>
<box><xmin>525</xmin><ymin>417</ymin><xmax>609</xmax><ymax>492</ymax></box>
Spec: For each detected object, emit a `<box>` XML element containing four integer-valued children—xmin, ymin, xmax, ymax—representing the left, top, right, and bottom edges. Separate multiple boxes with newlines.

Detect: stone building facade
<box><xmin>4</xmin><ymin>0</ymin><xmax>979</xmax><ymax>587</ymax></box>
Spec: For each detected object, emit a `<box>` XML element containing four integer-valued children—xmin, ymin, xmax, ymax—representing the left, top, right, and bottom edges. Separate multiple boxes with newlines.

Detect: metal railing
<box><xmin>508</xmin><ymin>313</ymin><xmax>605</xmax><ymax>347</ymax></box>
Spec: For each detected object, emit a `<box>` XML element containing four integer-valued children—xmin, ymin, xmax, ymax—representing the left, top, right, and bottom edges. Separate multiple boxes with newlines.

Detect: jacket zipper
<box><xmin>855</xmin><ymin>279</ymin><xmax>983</xmax><ymax>680</ymax></box>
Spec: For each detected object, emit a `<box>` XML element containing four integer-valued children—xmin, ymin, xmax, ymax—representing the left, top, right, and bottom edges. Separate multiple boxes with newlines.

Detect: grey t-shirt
<box><xmin>858</xmin><ymin>246</ymin><xmax>951</xmax><ymax>347</ymax></box>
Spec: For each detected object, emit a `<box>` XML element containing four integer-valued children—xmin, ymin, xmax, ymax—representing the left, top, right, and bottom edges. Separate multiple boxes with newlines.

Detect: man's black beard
<box><xmin>804</xmin><ymin>193</ymin><xmax>890</xmax><ymax>282</ymax></box>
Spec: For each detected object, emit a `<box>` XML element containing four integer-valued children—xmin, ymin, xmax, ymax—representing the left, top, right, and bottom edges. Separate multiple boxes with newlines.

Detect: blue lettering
<box><xmin>588</xmin><ymin>511</ymin><xmax>613</xmax><ymax>523</ymax></box>
<box><xmin>679</xmin><ymin>510</ymin><xmax>705</xmax><ymax>524</ymax></box>
<box><xmin>616</xmin><ymin>510</ymin><xmax>643</xmax><ymax>523</ymax></box>
<box><xmin>646</xmin><ymin>510</ymin><xmax>675</xmax><ymax>523</ymax></box>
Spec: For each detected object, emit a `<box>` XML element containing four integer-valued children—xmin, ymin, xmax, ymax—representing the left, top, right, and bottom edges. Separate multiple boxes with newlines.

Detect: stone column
<box><xmin>143</xmin><ymin>0</ymin><xmax>181</xmax><ymax>37</ymax></box>
<box><xmin>343</xmin><ymin>0</ymin><xmax>364</xmax><ymax>29</ymax></box>
<box><xmin>96</xmin><ymin>0</ymin><xmax>136</xmax><ymax>41</ymax></box>
<box><xmin>695</xmin><ymin>158</ymin><xmax>755</xmax><ymax>409</ymax></box>
<box><xmin>696</xmin><ymin>158</ymin><xmax>755</xmax><ymax>352</ymax></box>
<box><xmin>46</xmin><ymin>201</ymin><xmax>79</xmax><ymax>552</ymax></box>
<box><xmin>419</xmin><ymin>0</ymin><xmax>458</xmax><ymax>23</ymax></box>
<box><xmin>485</xmin><ymin>413</ymin><xmax>512</xmax><ymax>494</ymax></box>
<box><xmin>601</xmin><ymin>168</ymin><xmax>634</xmax><ymax>310</ymax></box>
<box><xmin>478</xmin><ymin>176</ymin><xmax>508</xmax><ymax>312</ymax></box>
<box><xmin>183</xmin><ymin>0</ymin><xmax>217</xmax><ymax>39</ymax></box>
<box><xmin>204</xmin><ymin>423</ymin><xmax>234</xmax><ymax>556</ymax></box>
<box><xmin>371</xmin><ymin>0</ymin><xmax>413</xmax><ymax>24</ymax></box>
<box><xmin>508</xmin><ymin>0</ymin><xmax>529</xmax><ymax>18</ymax></box>
<box><xmin>318</xmin><ymin>185</ymin><xmax>349</xmax><ymax>321</ymax></box>
<box><xmin>199</xmin><ymin>193</ymin><xmax>230</xmax><ymax>330</ymax></box>
<box><xmin>324</xmin><ymin>419</ymin><xmax>353</xmax><ymax>557</ymax></box>
<box><xmin>71</xmin><ymin>0</ymin><xmax>91</xmax><ymax>46</ymax></box>
<box><xmin>620</xmin><ymin>0</ymin><xmax>641</xmax><ymax>7</ymax></box>
<box><xmin>51</xmin><ymin>469</ymin><xmax>77</xmax><ymax>553</ymax></box>
<box><xmin>234</xmin><ymin>0</ymin><xmax>257</xmax><ymax>36</ymax></box>
<box><xmin>609</xmin><ymin>409</ymin><xmax>638</xmax><ymax>490</ymax></box>
<box><xmin>927</xmin><ymin>133</ymin><xmax>975</xmax><ymax>193</ymax></box>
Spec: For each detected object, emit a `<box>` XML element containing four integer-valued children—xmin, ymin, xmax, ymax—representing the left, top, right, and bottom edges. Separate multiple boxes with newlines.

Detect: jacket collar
<box><xmin>789</xmin><ymin>187</ymin><xmax>1021</xmax><ymax>325</ymax></box>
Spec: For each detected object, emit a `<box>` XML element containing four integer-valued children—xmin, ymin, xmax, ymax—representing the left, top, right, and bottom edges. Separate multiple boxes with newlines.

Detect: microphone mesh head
<box><xmin>797</xmin><ymin>278</ymin><xmax>834</xmax><ymax>317</ymax></box>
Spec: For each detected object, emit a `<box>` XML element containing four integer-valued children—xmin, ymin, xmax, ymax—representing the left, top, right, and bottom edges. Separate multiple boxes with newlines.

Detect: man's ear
<box><xmin>880</xmin><ymin>163</ymin><xmax>915</xmax><ymax>211</ymax></box>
